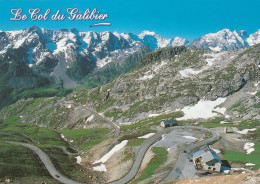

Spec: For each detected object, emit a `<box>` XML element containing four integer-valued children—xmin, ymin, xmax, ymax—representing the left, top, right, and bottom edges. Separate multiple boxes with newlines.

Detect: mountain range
<box><xmin>1</xmin><ymin>27</ymin><xmax>260</xmax><ymax>73</ymax></box>
<box><xmin>0</xmin><ymin>26</ymin><xmax>260</xmax><ymax>109</ymax></box>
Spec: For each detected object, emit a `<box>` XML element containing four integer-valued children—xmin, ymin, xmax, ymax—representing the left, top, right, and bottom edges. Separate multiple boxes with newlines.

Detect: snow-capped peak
<box><xmin>246</xmin><ymin>29</ymin><xmax>260</xmax><ymax>46</ymax></box>
<box><xmin>113</xmin><ymin>32</ymin><xmax>121</xmax><ymax>39</ymax></box>
<box><xmin>190</xmin><ymin>28</ymin><xmax>253</xmax><ymax>51</ymax></box>
<box><xmin>171</xmin><ymin>37</ymin><xmax>189</xmax><ymax>46</ymax></box>
<box><xmin>1</xmin><ymin>26</ymin><xmax>260</xmax><ymax>75</ymax></box>
<box><xmin>138</xmin><ymin>30</ymin><xmax>156</xmax><ymax>39</ymax></box>
<box><xmin>120</xmin><ymin>33</ymin><xmax>142</xmax><ymax>43</ymax></box>
<box><xmin>138</xmin><ymin>30</ymin><xmax>188</xmax><ymax>50</ymax></box>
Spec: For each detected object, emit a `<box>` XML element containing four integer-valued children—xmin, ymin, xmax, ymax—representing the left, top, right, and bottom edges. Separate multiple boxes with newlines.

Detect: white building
<box><xmin>192</xmin><ymin>146</ymin><xmax>222</xmax><ymax>172</ymax></box>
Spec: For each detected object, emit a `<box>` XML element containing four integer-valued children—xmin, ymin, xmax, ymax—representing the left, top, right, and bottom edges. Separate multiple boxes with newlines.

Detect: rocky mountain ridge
<box><xmin>1</xmin><ymin>26</ymin><xmax>260</xmax><ymax>110</ymax></box>
<box><xmin>1</xmin><ymin>44</ymin><xmax>259</xmax><ymax>129</ymax></box>
<box><xmin>1</xmin><ymin>27</ymin><xmax>260</xmax><ymax>74</ymax></box>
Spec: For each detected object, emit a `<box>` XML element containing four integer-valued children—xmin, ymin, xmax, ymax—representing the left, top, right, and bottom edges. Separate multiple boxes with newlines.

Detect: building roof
<box><xmin>193</xmin><ymin>147</ymin><xmax>222</xmax><ymax>164</ymax></box>
<box><xmin>161</xmin><ymin>119</ymin><xmax>177</xmax><ymax>125</ymax></box>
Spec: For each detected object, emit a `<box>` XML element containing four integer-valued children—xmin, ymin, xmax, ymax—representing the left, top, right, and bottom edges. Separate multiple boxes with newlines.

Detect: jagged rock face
<box><xmin>189</xmin><ymin>29</ymin><xmax>260</xmax><ymax>51</ymax></box>
<box><xmin>0</xmin><ymin>27</ymin><xmax>145</xmax><ymax>70</ymax></box>
<box><xmin>1</xmin><ymin>27</ymin><xmax>259</xmax><ymax>77</ymax></box>
<box><xmin>136</xmin><ymin>31</ymin><xmax>189</xmax><ymax>49</ymax></box>
<box><xmin>0</xmin><ymin>27</ymin><xmax>187</xmax><ymax>78</ymax></box>
<box><xmin>1</xmin><ymin>27</ymin><xmax>260</xmax><ymax>86</ymax></box>
<box><xmin>0</xmin><ymin>27</ymin><xmax>153</xmax><ymax>109</ymax></box>
<box><xmin>1</xmin><ymin>26</ymin><xmax>260</xmax><ymax>98</ymax></box>
<box><xmin>0</xmin><ymin>27</ymin><xmax>153</xmax><ymax>90</ymax></box>
<box><xmin>0</xmin><ymin>27</ymin><xmax>188</xmax><ymax>96</ymax></box>
<box><xmin>76</xmin><ymin>45</ymin><xmax>260</xmax><ymax>124</ymax></box>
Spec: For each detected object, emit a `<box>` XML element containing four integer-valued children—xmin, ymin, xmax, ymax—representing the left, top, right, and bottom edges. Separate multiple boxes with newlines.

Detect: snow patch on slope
<box><xmin>14</xmin><ymin>36</ymin><xmax>28</xmax><ymax>49</ymax></box>
<box><xmin>236</xmin><ymin>128</ymin><xmax>256</xmax><ymax>134</ymax></box>
<box><xmin>75</xmin><ymin>156</ymin><xmax>82</xmax><ymax>164</ymax></box>
<box><xmin>245</xmin><ymin>163</ymin><xmax>255</xmax><ymax>166</ymax></box>
<box><xmin>244</xmin><ymin>142</ymin><xmax>255</xmax><ymax>154</ymax></box>
<box><xmin>177</xmin><ymin>98</ymin><xmax>227</xmax><ymax>120</ymax></box>
<box><xmin>138</xmin><ymin>60</ymin><xmax>167</xmax><ymax>80</ymax></box>
<box><xmin>179</xmin><ymin>68</ymin><xmax>204</xmax><ymax>77</ymax></box>
<box><xmin>204</xmin><ymin>52</ymin><xmax>224</xmax><ymax>66</ymax></box>
<box><xmin>93</xmin><ymin>140</ymin><xmax>128</xmax><ymax>164</ymax></box>
<box><xmin>86</xmin><ymin>115</ymin><xmax>94</xmax><ymax>122</ymax></box>
<box><xmin>138</xmin><ymin>133</ymin><xmax>155</xmax><ymax>139</ymax></box>
<box><xmin>179</xmin><ymin>52</ymin><xmax>225</xmax><ymax>78</ymax></box>
<box><xmin>209</xmin><ymin>46</ymin><xmax>222</xmax><ymax>52</ymax></box>
<box><xmin>93</xmin><ymin>164</ymin><xmax>107</xmax><ymax>172</ymax></box>
<box><xmin>138</xmin><ymin>73</ymin><xmax>154</xmax><ymax>80</ymax></box>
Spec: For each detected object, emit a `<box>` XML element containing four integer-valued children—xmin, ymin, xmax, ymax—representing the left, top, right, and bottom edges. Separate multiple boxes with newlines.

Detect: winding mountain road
<box><xmin>6</xmin><ymin>141</ymin><xmax>84</xmax><ymax>184</ymax></box>
<box><xmin>85</xmin><ymin>106</ymin><xmax>120</xmax><ymax>137</ymax></box>
<box><xmin>6</xmin><ymin>126</ymin><xmax>219</xmax><ymax>184</ymax></box>
<box><xmin>109</xmin><ymin>126</ymin><xmax>219</xmax><ymax>184</ymax></box>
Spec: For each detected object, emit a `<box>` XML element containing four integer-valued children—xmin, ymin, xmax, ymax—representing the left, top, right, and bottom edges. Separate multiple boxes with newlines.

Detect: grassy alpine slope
<box><xmin>0</xmin><ymin>114</ymin><xmax>109</xmax><ymax>183</ymax></box>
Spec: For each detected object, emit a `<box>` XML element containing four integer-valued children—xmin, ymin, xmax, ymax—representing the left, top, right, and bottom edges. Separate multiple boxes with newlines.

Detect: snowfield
<box><xmin>75</xmin><ymin>156</ymin><xmax>82</xmax><ymax>164</ymax></box>
<box><xmin>138</xmin><ymin>60</ymin><xmax>167</xmax><ymax>80</ymax></box>
<box><xmin>93</xmin><ymin>164</ymin><xmax>107</xmax><ymax>172</ymax></box>
<box><xmin>244</xmin><ymin>142</ymin><xmax>255</xmax><ymax>154</ymax></box>
<box><xmin>236</xmin><ymin>128</ymin><xmax>256</xmax><ymax>134</ymax></box>
<box><xmin>246</xmin><ymin>91</ymin><xmax>257</xmax><ymax>96</ymax></box>
<box><xmin>177</xmin><ymin>98</ymin><xmax>227</xmax><ymax>120</ymax></box>
<box><xmin>148</xmin><ymin>114</ymin><xmax>160</xmax><ymax>117</ymax></box>
<box><xmin>204</xmin><ymin>52</ymin><xmax>225</xmax><ymax>66</ymax></box>
<box><xmin>93</xmin><ymin>140</ymin><xmax>128</xmax><ymax>164</ymax></box>
<box><xmin>179</xmin><ymin>52</ymin><xmax>225</xmax><ymax>78</ymax></box>
<box><xmin>138</xmin><ymin>73</ymin><xmax>154</xmax><ymax>80</ymax></box>
<box><xmin>60</xmin><ymin>134</ymin><xmax>68</xmax><ymax>141</ymax></box>
<box><xmin>92</xmin><ymin>140</ymin><xmax>128</xmax><ymax>172</ymax></box>
<box><xmin>209</xmin><ymin>46</ymin><xmax>222</xmax><ymax>52</ymax></box>
<box><xmin>179</xmin><ymin>68</ymin><xmax>204</xmax><ymax>77</ymax></box>
<box><xmin>86</xmin><ymin>115</ymin><xmax>94</xmax><ymax>122</ymax></box>
<box><xmin>245</xmin><ymin>163</ymin><xmax>256</xmax><ymax>166</ymax></box>
<box><xmin>138</xmin><ymin>133</ymin><xmax>155</xmax><ymax>139</ymax></box>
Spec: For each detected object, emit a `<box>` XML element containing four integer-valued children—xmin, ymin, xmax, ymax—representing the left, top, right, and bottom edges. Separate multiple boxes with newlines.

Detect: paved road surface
<box><xmin>6</xmin><ymin>141</ymin><xmax>84</xmax><ymax>184</ymax></box>
<box><xmin>109</xmin><ymin>126</ymin><xmax>219</xmax><ymax>184</ymax></box>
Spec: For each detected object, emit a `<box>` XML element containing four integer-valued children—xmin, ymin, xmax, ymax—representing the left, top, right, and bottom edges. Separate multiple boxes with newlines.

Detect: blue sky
<box><xmin>0</xmin><ymin>0</ymin><xmax>259</xmax><ymax>40</ymax></box>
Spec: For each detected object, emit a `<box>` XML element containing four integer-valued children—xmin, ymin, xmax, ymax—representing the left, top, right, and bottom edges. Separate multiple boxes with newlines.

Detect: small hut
<box><xmin>160</xmin><ymin>119</ymin><xmax>178</xmax><ymax>128</ymax></box>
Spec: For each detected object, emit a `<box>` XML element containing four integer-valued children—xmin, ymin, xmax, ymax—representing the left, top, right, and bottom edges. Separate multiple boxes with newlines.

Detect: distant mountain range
<box><xmin>1</xmin><ymin>27</ymin><xmax>260</xmax><ymax>73</ymax></box>
<box><xmin>0</xmin><ymin>26</ymin><xmax>259</xmax><ymax>94</ymax></box>
<box><xmin>189</xmin><ymin>29</ymin><xmax>260</xmax><ymax>51</ymax></box>
<box><xmin>121</xmin><ymin>29</ymin><xmax>260</xmax><ymax>51</ymax></box>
